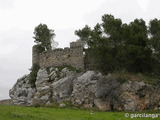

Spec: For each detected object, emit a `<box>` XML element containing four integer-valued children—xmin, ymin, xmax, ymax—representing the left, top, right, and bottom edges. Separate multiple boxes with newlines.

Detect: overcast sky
<box><xmin>0</xmin><ymin>0</ymin><xmax>160</xmax><ymax>100</ymax></box>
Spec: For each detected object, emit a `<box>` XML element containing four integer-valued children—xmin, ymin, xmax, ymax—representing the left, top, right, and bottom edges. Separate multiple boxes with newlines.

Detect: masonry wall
<box><xmin>32</xmin><ymin>40</ymin><xmax>85</xmax><ymax>70</ymax></box>
<box><xmin>32</xmin><ymin>45</ymin><xmax>39</xmax><ymax>65</ymax></box>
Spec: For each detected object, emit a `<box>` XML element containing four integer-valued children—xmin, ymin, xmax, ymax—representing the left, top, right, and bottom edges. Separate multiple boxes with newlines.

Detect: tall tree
<box><xmin>75</xmin><ymin>14</ymin><xmax>125</xmax><ymax>72</ymax></box>
<box><xmin>102</xmin><ymin>14</ymin><xmax>125</xmax><ymax>71</ymax></box>
<box><xmin>149</xmin><ymin>19</ymin><xmax>160</xmax><ymax>55</ymax></box>
<box><xmin>102</xmin><ymin>14</ymin><xmax>123</xmax><ymax>48</ymax></box>
<box><xmin>33</xmin><ymin>23</ymin><xmax>56</xmax><ymax>51</ymax></box>
<box><xmin>149</xmin><ymin>19</ymin><xmax>160</xmax><ymax>74</ymax></box>
<box><xmin>124</xmin><ymin>19</ymin><xmax>152</xmax><ymax>72</ymax></box>
<box><xmin>75</xmin><ymin>14</ymin><xmax>154</xmax><ymax>74</ymax></box>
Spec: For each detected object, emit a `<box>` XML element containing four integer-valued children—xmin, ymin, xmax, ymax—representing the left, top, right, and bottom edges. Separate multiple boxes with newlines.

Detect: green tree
<box><xmin>149</xmin><ymin>19</ymin><xmax>160</xmax><ymax>75</ymax></box>
<box><xmin>149</xmin><ymin>19</ymin><xmax>160</xmax><ymax>55</ymax></box>
<box><xmin>124</xmin><ymin>19</ymin><xmax>152</xmax><ymax>72</ymax></box>
<box><xmin>75</xmin><ymin>14</ymin><xmax>153</xmax><ymax>74</ymax></box>
<box><xmin>102</xmin><ymin>14</ymin><xmax>123</xmax><ymax>48</ymax></box>
<box><xmin>101</xmin><ymin>14</ymin><xmax>125</xmax><ymax>71</ymax></box>
<box><xmin>75</xmin><ymin>14</ymin><xmax>125</xmax><ymax>72</ymax></box>
<box><xmin>29</xmin><ymin>64</ymin><xmax>40</xmax><ymax>87</ymax></box>
<box><xmin>33</xmin><ymin>23</ymin><xmax>56</xmax><ymax>51</ymax></box>
<box><xmin>75</xmin><ymin>25</ymin><xmax>91</xmax><ymax>41</ymax></box>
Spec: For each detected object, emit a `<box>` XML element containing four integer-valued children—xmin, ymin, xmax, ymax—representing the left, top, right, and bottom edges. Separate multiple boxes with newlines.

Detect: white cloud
<box><xmin>0</xmin><ymin>0</ymin><xmax>105</xmax><ymax>30</ymax></box>
<box><xmin>0</xmin><ymin>0</ymin><xmax>15</xmax><ymax>9</ymax></box>
<box><xmin>0</xmin><ymin>44</ymin><xmax>18</xmax><ymax>55</ymax></box>
<box><xmin>137</xmin><ymin>0</ymin><xmax>150</xmax><ymax>11</ymax></box>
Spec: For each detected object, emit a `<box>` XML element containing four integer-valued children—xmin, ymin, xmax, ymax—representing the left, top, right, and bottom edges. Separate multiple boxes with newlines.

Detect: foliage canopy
<box><xmin>29</xmin><ymin>64</ymin><xmax>40</xmax><ymax>87</ymax></box>
<box><xmin>75</xmin><ymin>14</ymin><xmax>160</xmax><ymax>75</ymax></box>
<box><xmin>33</xmin><ymin>23</ymin><xmax>56</xmax><ymax>51</ymax></box>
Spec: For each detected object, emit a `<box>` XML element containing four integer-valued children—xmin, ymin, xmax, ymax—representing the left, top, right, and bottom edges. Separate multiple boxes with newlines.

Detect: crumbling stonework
<box><xmin>32</xmin><ymin>40</ymin><xmax>85</xmax><ymax>70</ymax></box>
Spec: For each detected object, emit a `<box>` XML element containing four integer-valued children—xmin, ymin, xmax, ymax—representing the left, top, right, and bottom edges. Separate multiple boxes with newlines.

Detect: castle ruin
<box><xmin>32</xmin><ymin>40</ymin><xmax>86</xmax><ymax>70</ymax></box>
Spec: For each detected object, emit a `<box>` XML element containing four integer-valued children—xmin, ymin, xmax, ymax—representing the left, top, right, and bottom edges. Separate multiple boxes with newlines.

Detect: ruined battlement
<box><xmin>70</xmin><ymin>40</ymin><xmax>84</xmax><ymax>48</ymax></box>
<box><xmin>32</xmin><ymin>40</ymin><xmax>85</xmax><ymax>70</ymax></box>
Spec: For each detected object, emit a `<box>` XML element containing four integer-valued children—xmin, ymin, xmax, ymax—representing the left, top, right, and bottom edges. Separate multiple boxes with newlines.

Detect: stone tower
<box><xmin>32</xmin><ymin>45</ymin><xmax>40</xmax><ymax>65</ymax></box>
<box><xmin>69</xmin><ymin>40</ymin><xmax>84</xmax><ymax>69</ymax></box>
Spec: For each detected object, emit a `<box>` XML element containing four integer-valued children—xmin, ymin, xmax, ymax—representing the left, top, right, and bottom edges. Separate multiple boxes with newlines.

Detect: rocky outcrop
<box><xmin>9</xmin><ymin>75</ymin><xmax>36</xmax><ymax>105</ymax></box>
<box><xmin>72</xmin><ymin>71</ymin><xmax>108</xmax><ymax>109</ymax></box>
<box><xmin>9</xmin><ymin>67</ymin><xmax>160</xmax><ymax>111</ymax></box>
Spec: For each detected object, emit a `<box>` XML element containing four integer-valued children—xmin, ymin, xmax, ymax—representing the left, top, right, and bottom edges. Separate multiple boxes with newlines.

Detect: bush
<box><xmin>29</xmin><ymin>64</ymin><xmax>40</xmax><ymax>87</ymax></box>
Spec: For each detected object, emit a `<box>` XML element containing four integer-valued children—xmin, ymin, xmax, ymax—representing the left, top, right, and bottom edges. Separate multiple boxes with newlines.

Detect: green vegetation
<box><xmin>33</xmin><ymin>23</ymin><xmax>57</xmax><ymax>52</ymax></box>
<box><xmin>0</xmin><ymin>105</ymin><xmax>160</xmax><ymax>120</ymax></box>
<box><xmin>29</xmin><ymin>64</ymin><xmax>40</xmax><ymax>87</ymax></box>
<box><xmin>56</xmin><ymin>65</ymin><xmax>82</xmax><ymax>73</ymax></box>
<box><xmin>75</xmin><ymin>14</ymin><xmax>160</xmax><ymax>76</ymax></box>
<box><xmin>47</xmin><ymin>65</ymin><xmax>82</xmax><ymax>74</ymax></box>
<box><xmin>112</xmin><ymin>71</ymin><xmax>130</xmax><ymax>83</ymax></box>
<box><xmin>45</xmin><ymin>65</ymin><xmax>82</xmax><ymax>81</ymax></box>
<box><xmin>142</xmin><ymin>73</ymin><xmax>160</xmax><ymax>85</ymax></box>
<box><xmin>111</xmin><ymin>71</ymin><xmax>160</xmax><ymax>85</ymax></box>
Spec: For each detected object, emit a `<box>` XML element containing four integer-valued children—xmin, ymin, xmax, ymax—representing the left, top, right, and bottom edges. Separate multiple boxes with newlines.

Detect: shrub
<box><xmin>29</xmin><ymin>64</ymin><xmax>40</xmax><ymax>87</ymax></box>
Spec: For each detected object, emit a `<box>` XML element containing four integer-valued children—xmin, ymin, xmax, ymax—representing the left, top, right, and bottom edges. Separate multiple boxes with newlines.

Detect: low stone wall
<box><xmin>0</xmin><ymin>99</ymin><xmax>13</xmax><ymax>105</ymax></box>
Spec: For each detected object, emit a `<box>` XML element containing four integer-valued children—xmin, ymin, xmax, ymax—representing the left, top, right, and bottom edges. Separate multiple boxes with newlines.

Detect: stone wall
<box><xmin>32</xmin><ymin>45</ymin><xmax>40</xmax><ymax>65</ymax></box>
<box><xmin>32</xmin><ymin>40</ymin><xmax>85</xmax><ymax>70</ymax></box>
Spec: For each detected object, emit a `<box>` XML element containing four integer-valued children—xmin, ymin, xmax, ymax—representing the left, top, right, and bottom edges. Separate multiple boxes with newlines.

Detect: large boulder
<box><xmin>51</xmin><ymin>75</ymin><xmax>75</xmax><ymax>101</ymax></box>
<box><xmin>31</xmin><ymin>68</ymin><xmax>51</xmax><ymax>105</ymax></box>
<box><xmin>72</xmin><ymin>71</ymin><xmax>108</xmax><ymax>109</ymax></box>
<box><xmin>9</xmin><ymin>75</ymin><xmax>36</xmax><ymax>105</ymax></box>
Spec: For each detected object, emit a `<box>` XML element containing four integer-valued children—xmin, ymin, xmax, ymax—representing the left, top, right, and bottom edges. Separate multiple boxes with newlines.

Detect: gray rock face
<box><xmin>9</xmin><ymin>67</ymin><xmax>76</xmax><ymax>106</ymax></box>
<box><xmin>9</xmin><ymin>75</ymin><xmax>36</xmax><ymax>105</ymax></box>
<box><xmin>51</xmin><ymin>76</ymin><xmax>74</xmax><ymax>101</ymax></box>
<box><xmin>72</xmin><ymin>71</ymin><xmax>106</xmax><ymax>108</ymax></box>
<box><xmin>72</xmin><ymin>71</ymin><xmax>160</xmax><ymax>111</ymax></box>
<box><xmin>9</xmin><ymin>68</ymin><xmax>160</xmax><ymax>111</ymax></box>
<box><xmin>31</xmin><ymin>68</ymin><xmax>51</xmax><ymax>104</ymax></box>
